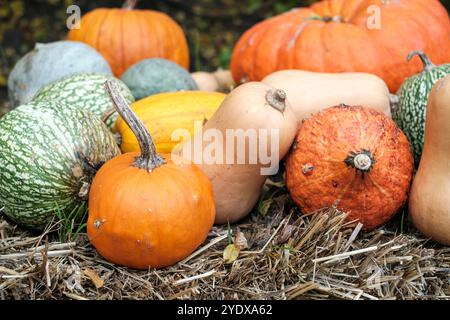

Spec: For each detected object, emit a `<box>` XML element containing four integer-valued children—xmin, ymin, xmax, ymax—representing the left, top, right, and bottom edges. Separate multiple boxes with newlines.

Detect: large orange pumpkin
<box><xmin>231</xmin><ymin>0</ymin><xmax>450</xmax><ymax>92</ymax></box>
<box><xmin>286</xmin><ymin>105</ymin><xmax>414</xmax><ymax>230</ymax></box>
<box><xmin>87</xmin><ymin>81</ymin><xmax>215</xmax><ymax>270</ymax></box>
<box><xmin>67</xmin><ymin>0</ymin><xmax>189</xmax><ymax>76</ymax></box>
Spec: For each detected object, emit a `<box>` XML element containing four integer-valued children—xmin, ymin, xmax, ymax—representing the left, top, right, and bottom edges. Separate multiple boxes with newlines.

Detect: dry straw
<box><xmin>0</xmin><ymin>202</ymin><xmax>449</xmax><ymax>300</ymax></box>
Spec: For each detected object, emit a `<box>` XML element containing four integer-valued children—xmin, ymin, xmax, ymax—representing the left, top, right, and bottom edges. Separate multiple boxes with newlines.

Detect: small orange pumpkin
<box><xmin>286</xmin><ymin>105</ymin><xmax>414</xmax><ymax>230</ymax></box>
<box><xmin>67</xmin><ymin>0</ymin><xmax>189</xmax><ymax>76</ymax></box>
<box><xmin>87</xmin><ymin>80</ymin><xmax>215</xmax><ymax>269</ymax></box>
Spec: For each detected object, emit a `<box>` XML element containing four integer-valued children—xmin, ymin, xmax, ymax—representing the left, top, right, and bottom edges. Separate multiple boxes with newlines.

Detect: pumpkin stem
<box><xmin>266</xmin><ymin>89</ymin><xmax>287</xmax><ymax>113</ymax></box>
<box><xmin>122</xmin><ymin>0</ymin><xmax>138</xmax><ymax>10</ymax></box>
<box><xmin>344</xmin><ymin>150</ymin><xmax>375</xmax><ymax>173</ymax></box>
<box><xmin>105</xmin><ymin>80</ymin><xmax>165</xmax><ymax>172</ymax></box>
<box><xmin>389</xmin><ymin>94</ymin><xmax>400</xmax><ymax>112</ymax></box>
<box><xmin>407</xmin><ymin>51</ymin><xmax>435</xmax><ymax>72</ymax></box>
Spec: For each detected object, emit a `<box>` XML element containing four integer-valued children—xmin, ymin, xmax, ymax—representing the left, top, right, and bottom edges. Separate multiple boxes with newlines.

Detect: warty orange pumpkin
<box><xmin>286</xmin><ymin>105</ymin><xmax>414</xmax><ymax>230</ymax></box>
<box><xmin>87</xmin><ymin>80</ymin><xmax>215</xmax><ymax>270</ymax></box>
<box><xmin>67</xmin><ymin>0</ymin><xmax>189</xmax><ymax>76</ymax></box>
<box><xmin>231</xmin><ymin>0</ymin><xmax>450</xmax><ymax>92</ymax></box>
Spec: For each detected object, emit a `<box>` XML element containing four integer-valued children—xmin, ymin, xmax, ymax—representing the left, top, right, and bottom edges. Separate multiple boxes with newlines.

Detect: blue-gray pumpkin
<box><xmin>0</xmin><ymin>100</ymin><xmax>120</xmax><ymax>230</ymax></box>
<box><xmin>8</xmin><ymin>41</ymin><xmax>112</xmax><ymax>108</ymax></box>
<box><xmin>33</xmin><ymin>73</ymin><xmax>134</xmax><ymax>129</ymax></box>
<box><xmin>121</xmin><ymin>58</ymin><xmax>198</xmax><ymax>100</ymax></box>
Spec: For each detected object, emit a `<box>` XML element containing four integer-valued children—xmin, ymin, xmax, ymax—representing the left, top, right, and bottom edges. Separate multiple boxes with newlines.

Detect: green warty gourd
<box><xmin>0</xmin><ymin>100</ymin><xmax>120</xmax><ymax>230</ymax></box>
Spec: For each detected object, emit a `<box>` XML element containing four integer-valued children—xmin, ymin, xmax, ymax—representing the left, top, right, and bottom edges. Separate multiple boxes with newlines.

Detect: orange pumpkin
<box><xmin>231</xmin><ymin>0</ymin><xmax>450</xmax><ymax>92</ymax></box>
<box><xmin>87</xmin><ymin>80</ymin><xmax>215</xmax><ymax>270</ymax></box>
<box><xmin>67</xmin><ymin>0</ymin><xmax>189</xmax><ymax>76</ymax></box>
<box><xmin>286</xmin><ymin>105</ymin><xmax>414</xmax><ymax>230</ymax></box>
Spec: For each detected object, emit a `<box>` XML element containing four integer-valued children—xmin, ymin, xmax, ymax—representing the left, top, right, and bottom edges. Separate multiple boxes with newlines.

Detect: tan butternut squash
<box><xmin>175</xmin><ymin>82</ymin><xmax>297</xmax><ymax>224</ymax></box>
<box><xmin>262</xmin><ymin>70</ymin><xmax>392</xmax><ymax>123</ymax></box>
<box><xmin>192</xmin><ymin>69</ymin><xmax>235</xmax><ymax>92</ymax></box>
<box><xmin>409</xmin><ymin>75</ymin><xmax>450</xmax><ymax>245</ymax></box>
<box><xmin>191</xmin><ymin>72</ymin><xmax>220</xmax><ymax>92</ymax></box>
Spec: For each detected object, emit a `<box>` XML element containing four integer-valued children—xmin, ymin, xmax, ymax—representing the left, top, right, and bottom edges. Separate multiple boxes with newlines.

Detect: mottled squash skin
<box><xmin>0</xmin><ymin>101</ymin><xmax>120</xmax><ymax>230</ymax></box>
<box><xmin>8</xmin><ymin>41</ymin><xmax>112</xmax><ymax>108</ymax></box>
<box><xmin>286</xmin><ymin>106</ymin><xmax>414</xmax><ymax>230</ymax></box>
<box><xmin>121</xmin><ymin>59</ymin><xmax>198</xmax><ymax>100</ymax></box>
<box><xmin>33</xmin><ymin>73</ymin><xmax>134</xmax><ymax>129</ymax></box>
<box><xmin>393</xmin><ymin>52</ymin><xmax>450</xmax><ymax>167</ymax></box>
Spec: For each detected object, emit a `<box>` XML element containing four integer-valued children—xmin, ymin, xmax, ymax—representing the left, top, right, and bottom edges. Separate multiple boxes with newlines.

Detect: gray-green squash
<box><xmin>8</xmin><ymin>41</ymin><xmax>112</xmax><ymax>108</ymax></box>
<box><xmin>0</xmin><ymin>101</ymin><xmax>120</xmax><ymax>230</ymax></box>
<box><xmin>121</xmin><ymin>58</ymin><xmax>198</xmax><ymax>100</ymax></box>
<box><xmin>33</xmin><ymin>73</ymin><xmax>134</xmax><ymax>129</ymax></box>
<box><xmin>393</xmin><ymin>51</ymin><xmax>450</xmax><ymax>166</ymax></box>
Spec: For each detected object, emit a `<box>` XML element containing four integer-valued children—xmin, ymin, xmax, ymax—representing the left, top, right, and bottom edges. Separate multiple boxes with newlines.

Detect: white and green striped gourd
<box><xmin>33</xmin><ymin>73</ymin><xmax>134</xmax><ymax>129</ymax></box>
<box><xmin>0</xmin><ymin>100</ymin><xmax>120</xmax><ymax>229</ymax></box>
<box><xmin>393</xmin><ymin>51</ymin><xmax>450</xmax><ymax>166</ymax></box>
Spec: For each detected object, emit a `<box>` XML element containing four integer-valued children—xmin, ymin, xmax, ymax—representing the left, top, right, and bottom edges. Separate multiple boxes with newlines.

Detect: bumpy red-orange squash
<box><xmin>67</xmin><ymin>0</ymin><xmax>189</xmax><ymax>76</ymax></box>
<box><xmin>286</xmin><ymin>105</ymin><xmax>414</xmax><ymax>230</ymax></box>
<box><xmin>231</xmin><ymin>0</ymin><xmax>450</xmax><ymax>92</ymax></box>
<box><xmin>88</xmin><ymin>81</ymin><xmax>215</xmax><ymax>270</ymax></box>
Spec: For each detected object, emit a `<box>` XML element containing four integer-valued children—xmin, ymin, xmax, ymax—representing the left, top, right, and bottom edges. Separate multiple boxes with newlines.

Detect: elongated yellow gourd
<box><xmin>115</xmin><ymin>91</ymin><xmax>226</xmax><ymax>154</ymax></box>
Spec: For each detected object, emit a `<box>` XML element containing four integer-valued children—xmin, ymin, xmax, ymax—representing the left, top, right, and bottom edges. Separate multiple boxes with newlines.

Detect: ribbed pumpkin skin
<box><xmin>115</xmin><ymin>91</ymin><xmax>226</xmax><ymax>153</ymax></box>
<box><xmin>393</xmin><ymin>63</ymin><xmax>450</xmax><ymax>166</ymax></box>
<box><xmin>88</xmin><ymin>153</ymin><xmax>215</xmax><ymax>269</ymax></box>
<box><xmin>67</xmin><ymin>8</ymin><xmax>189</xmax><ymax>77</ymax></box>
<box><xmin>0</xmin><ymin>101</ymin><xmax>120</xmax><ymax>230</ymax></box>
<box><xmin>33</xmin><ymin>73</ymin><xmax>135</xmax><ymax>129</ymax></box>
<box><xmin>121</xmin><ymin>58</ymin><xmax>198</xmax><ymax>100</ymax></box>
<box><xmin>286</xmin><ymin>106</ymin><xmax>414</xmax><ymax>230</ymax></box>
<box><xmin>231</xmin><ymin>0</ymin><xmax>450</xmax><ymax>92</ymax></box>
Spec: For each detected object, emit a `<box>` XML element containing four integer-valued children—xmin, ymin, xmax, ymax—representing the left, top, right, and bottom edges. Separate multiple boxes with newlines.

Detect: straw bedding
<box><xmin>1</xmin><ymin>184</ymin><xmax>449</xmax><ymax>300</ymax></box>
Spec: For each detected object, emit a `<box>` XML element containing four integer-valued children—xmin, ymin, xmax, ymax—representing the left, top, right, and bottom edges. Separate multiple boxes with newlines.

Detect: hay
<box><xmin>1</xmin><ymin>198</ymin><xmax>449</xmax><ymax>300</ymax></box>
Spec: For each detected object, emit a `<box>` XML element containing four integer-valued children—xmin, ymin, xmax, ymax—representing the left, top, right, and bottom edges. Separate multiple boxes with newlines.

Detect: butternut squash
<box><xmin>175</xmin><ymin>82</ymin><xmax>297</xmax><ymax>224</ymax></box>
<box><xmin>191</xmin><ymin>72</ymin><xmax>220</xmax><ymax>92</ymax></box>
<box><xmin>262</xmin><ymin>70</ymin><xmax>392</xmax><ymax>123</ymax></box>
<box><xmin>192</xmin><ymin>69</ymin><xmax>235</xmax><ymax>93</ymax></box>
<box><xmin>409</xmin><ymin>75</ymin><xmax>450</xmax><ymax>245</ymax></box>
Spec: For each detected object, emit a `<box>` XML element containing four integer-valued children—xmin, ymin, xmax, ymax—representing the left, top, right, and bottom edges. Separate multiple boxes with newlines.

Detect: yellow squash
<box><xmin>115</xmin><ymin>91</ymin><xmax>226</xmax><ymax>153</ymax></box>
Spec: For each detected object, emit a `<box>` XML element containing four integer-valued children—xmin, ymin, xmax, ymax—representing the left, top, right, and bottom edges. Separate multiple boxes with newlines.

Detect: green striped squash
<box><xmin>0</xmin><ymin>100</ymin><xmax>120</xmax><ymax>230</ymax></box>
<box><xmin>33</xmin><ymin>73</ymin><xmax>134</xmax><ymax>129</ymax></box>
<box><xmin>393</xmin><ymin>51</ymin><xmax>450</xmax><ymax>166</ymax></box>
